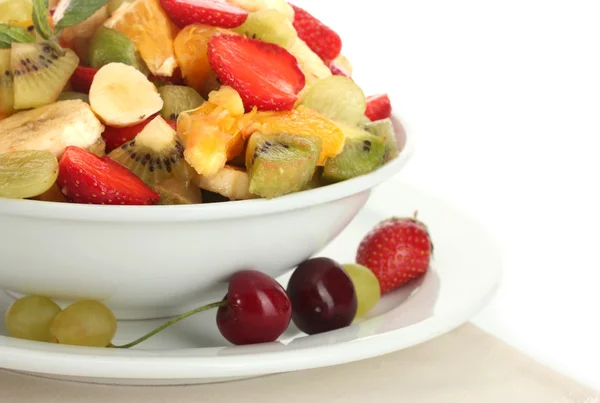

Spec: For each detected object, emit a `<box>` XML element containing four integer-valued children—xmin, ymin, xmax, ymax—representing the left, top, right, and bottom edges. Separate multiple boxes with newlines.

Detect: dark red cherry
<box><xmin>216</xmin><ymin>270</ymin><xmax>292</xmax><ymax>345</ymax></box>
<box><xmin>287</xmin><ymin>258</ymin><xmax>358</xmax><ymax>335</ymax></box>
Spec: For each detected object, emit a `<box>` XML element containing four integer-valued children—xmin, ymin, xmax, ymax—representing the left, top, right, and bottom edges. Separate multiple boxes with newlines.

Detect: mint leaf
<box><xmin>0</xmin><ymin>24</ymin><xmax>35</xmax><ymax>49</ymax></box>
<box><xmin>32</xmin><ymin>0</ymin><xmax>53</xmax><ymax>41</ymax></box>
<box><xmin>54</xmin><ymin>0</ymin><xmax>109</xmax><ymax>38</ymax></box>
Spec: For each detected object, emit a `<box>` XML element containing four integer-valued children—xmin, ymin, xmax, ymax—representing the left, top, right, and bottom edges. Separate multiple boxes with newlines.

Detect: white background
<box><xmin>296</xmin><ymin>0</ymin><xmax>600</xmax><ymax>390</ymax></box>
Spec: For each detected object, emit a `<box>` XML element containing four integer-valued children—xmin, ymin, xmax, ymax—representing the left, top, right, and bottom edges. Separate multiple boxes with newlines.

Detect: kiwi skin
<box><xmin>246</xmin><ymin>132</ymin><xmax>322</xmax><ymax>199</ymax></box>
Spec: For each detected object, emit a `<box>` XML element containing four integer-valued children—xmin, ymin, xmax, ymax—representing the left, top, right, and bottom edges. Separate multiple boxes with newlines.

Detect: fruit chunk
<box><xmin>50</xmin><ymin>300</ymin><xmax>117</xmax><ymax>347</ymax></box>
<box><xmin>0</xmin><ymin>150</ymin><xmax>59</xmax><ymax>199</ymax></box>
<box><xmin>107</xmin><ymin>0</ymin><xmax>132</xmax><ymax>14</ymax></box>
<box><xmin>58</xmin><ymin>146</ymin><xmax>160</xmax><ymax>205</ymax></box>
<box><xmin>0</xmin><ymin>48</ymin><xmax>14</xmax><ymax>115</ymax></box>
<box><xmin>101</xmin><ymin>114</ymin><xmax>157</xmax><ymax>152</ymax></box>
<box><xmin>357</xmin><ymin>216</ymin><xmax>433</xmax><ymax>294</ymax></box>
<box><xmin>290</xmin><ymin>4</ymin><xmax>342</xmax><ymax>63</ymax></box>
<box><xmin>89</xmin><ymin>63</ymin><xmax>163</xmax><ymax>127</ymax></box>
<box><xmin>33</xmin><ymin>183</ymin><xmax>69</xmax><ymax>202</ymax></box>
<box><xmin>0</xmin><ymin>0</ymin><xmax>33</xmax><ymax>24</ymax></box>
<box><xmin>226</xmin><ymin>0</ymin><xmax>293</xmax><ymax>21</ymax></box>
<box><xmin>362</xmin><ymin>118</ymin><xmax>399</xmax><ymax>162</ymax></box>
<box><xmin>323</xmin><ymin>125</ymin><xmax>385</xmax><ymax>183</ymax></box>
<box><xmin>243</xmin><ymin>106</ymin><xmax>344</xmax><ymax>165</ymax></box>
<box><xmin>245</xmin><ymin>132</ymin><xmax>321</xmax><ymax>199</ymax></box>
<box><xmin>160</xmin><ymin>0</ymin><xmax>248</xmax><ymax>28</ymax></box>
<box><xmin>287</xmin><ymin>258</ymin><xmax>357</xmax><ymax>335</ymax></box>
<box><xmin>329</xmin><ymin>54</ymin><xmax>352</xmax><ymax>77</ymax></box>
<box><xmin>108</xmin><ymin>115</ymin><xmax>189</xmax><ymax>185</ymax></box>
<box><xmin>301</xmin><ymin>76</ymin><xmax>366</xmax><ymax>126</ymax></box>
<box><xmin>193</xmin><ymin>165</ymin><xmax>255</xmax><ymax>200</ymax></box>
<box><xmin>57</xmin><ymin>91</ymin><xmax>89</xmax><ymax>103</ymax></box>
<box><xmin>208</xmin><ymin>33</ymin><xmax>305</xmax><ymax>111</ymax></box>
<box><xmin>288</xmin><ymin>37</ymin><xmax>331</xmax><ymax>93</ymax></box>
<box><xmin>70</xmin><ymin>66</ymin><xmax>98</xmax><ymax>94</ymax></box>
<box><xmin>0</xmin><ymin>100</ymin><xmax>104</xmax><ymax>157</ymax></box>
<box><xmin>233</xmin><ymin>9</ymin><xmax>297</xmax><ymax>49</ymax></box>
<box><xmin>153</xmin><ymin>177</ymin><xmax>202</xmax><ymax>205</ymax></box>
<box><xmin>104</xmin><ymin>0</ymin><xmax>179</xmax><ymax>77</ymax></box>
<box><xmin>5</xmin><ymin>296</ymin><xmax>61</xmax><ymax>342</ymax></box>
<box><xmin>178</xmin><ymin>86</ymin><xmax>252</xmax><ymax>176</ymax></box>
<box><xmin>365</xmin><ymin>94</ymin><xmax>392</xmax><ymax>121</ymax></box>
<box><xmin>88</xmin><ymin>26</ymin><xmax>149</xmax><ymax>74</ymax></box>
<box><xmin>342</xmin><ymin>263</ymin><xmax>381</xmax><ymax>318</ymax></box>
<box><xmin>173</xmin><ymin>24</ymin><xmax>231</xmax><ymax>96</ymax></box>
<box><xmin>11</xmin><ymin>42</ymin><xmax>79</xmax><ymax>109</ymax></box>
<box><xmin>158</xmin><ymin>85</ymin><xmax>204</xmax><ymax>121</ymax></box>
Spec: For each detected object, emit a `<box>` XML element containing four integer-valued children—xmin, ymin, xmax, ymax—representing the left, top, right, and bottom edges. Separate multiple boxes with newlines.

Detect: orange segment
<box><xmin>174</xmin><ymin>25</ymin><xmax>235</xmax><ymax>97</ymax></box>
<box><xmin>242</xmin><ymin>106</ymin><xmax>345</xmax><ymax>165</ymax></box>
<box><xmin>104</xmin><ymin>0</ymin><xmax>179</xmax><ymax>77</ymax></box>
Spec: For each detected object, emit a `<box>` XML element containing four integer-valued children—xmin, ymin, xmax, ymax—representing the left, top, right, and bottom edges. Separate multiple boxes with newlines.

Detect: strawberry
<box><xmin>208</xmin><ymin>33</ymin><xmax>305</xmax><ymax>111</ymax></box>
<box><xmin>328</xmin><ymin>61</ymin><xmax>351</xmax><ymax>78</ymax></box>
<box><xmin>356</xmin><ymin>216</ymin><xmax>433</xmax><ymax>294</ymax></box>
<box><xmin>290</xmin><ymin>4</ymin><xmax>342</xmax><ymax>63</ymax></box>
<box><xmin>70</xmin><ymin>66</ymin><xmax>99</xmax><ymax>94</ymax></box>
<box><xmin>160</xmin><ymin>0</ymin><xmax>248</xmax><ymax>28</ymax></box>
<box><xmin>58</xmin><ymin>146</ymin><xmax>160</xmax><ymax>205</ymax></box>
<box><xmin>102</xmin><ymin>115</ymin><xmax>178</xmax><ymax>152</ymax></box>
<box><xmin>365</xmin><ymin>94</ymin><xmax>392</xmax><ymax>121</ymax></box>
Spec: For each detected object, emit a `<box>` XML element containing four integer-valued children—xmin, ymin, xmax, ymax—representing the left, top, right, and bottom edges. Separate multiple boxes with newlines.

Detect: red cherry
<box><xmin>287</xmin><ymin>258</ymin><xmax>358</xmax><ymax>335</ymax></box>
<box><xmin>216</xmin><ymin>270</ymin><xmax>292</xmax><ymax>345</ymax></box>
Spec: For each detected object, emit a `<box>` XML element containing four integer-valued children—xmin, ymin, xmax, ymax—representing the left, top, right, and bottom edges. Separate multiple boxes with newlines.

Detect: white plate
<box><xmin>0</xmin><ymin>181</ymin><xmax>502</xmax><ymax>385</ymax></box>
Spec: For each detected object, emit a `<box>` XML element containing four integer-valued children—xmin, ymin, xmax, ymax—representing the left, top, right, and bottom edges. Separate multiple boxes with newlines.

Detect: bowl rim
<box><xmin>0</xmin><ymin>113</ymin><xmax>416</xmax><ymax>222</ymax></box>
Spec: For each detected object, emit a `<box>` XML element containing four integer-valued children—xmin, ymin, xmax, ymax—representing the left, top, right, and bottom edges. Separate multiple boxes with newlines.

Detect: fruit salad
<box><xmin>0</xmin><ymin>0</ymin><xmax>398</xmax><ymax>205</ymax></box>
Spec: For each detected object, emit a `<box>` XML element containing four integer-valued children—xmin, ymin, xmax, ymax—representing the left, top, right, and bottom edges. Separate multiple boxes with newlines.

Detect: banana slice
<box><xmin>89</xmin><ymin>62</ymin><xmax>163</xmax><ymax>127</ymax></box>
<box><xmin>0</xmin><ymin>100</ymin><xmax>104</xmax><ymax>157</ymax></box>
<box><xmin>289</xmin><ymin>38</ymin><xmax>332</xmax><ymax>101</ymax></box>
<box><xmin>193</xmin><ymin>165</ymin><xmax>257</xmax><ymax>200</ymax></box>
<box><xmin>226</xmin><ymin>0</ymin><xmax>294</xmax><ymax>21</ymax></box>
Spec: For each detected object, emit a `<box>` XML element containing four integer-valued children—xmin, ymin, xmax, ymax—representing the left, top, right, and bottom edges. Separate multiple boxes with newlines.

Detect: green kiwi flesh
<box><xmin>0</xmin><ymin>48</ymin><xmax>14</xmax><ymax>115</ymax></box>
<box><xmin>57</xmin><ymin>91</ymin><xmax>89</xmax><ymax>103</ymax></box>
<box><xmin>108</xmin><ymin>116</ymin><xmax>188</xmax><ymax>185</ymax></box>
<box><xmin>153</xmin><ymin>177</ymin><xmax>202</xmax><ymax>205</ymax></box>
<box><xmin>234</xmin><ymin>9</ymin><xmax>297</xmax><ymax>49</ymax></box>
<box><xmin>88</xmin><ymin>27</ymin><xmax>148</xmax><ymax>74</ymax></box>
<box><xmin>158</xmin><ymin>85</ymin><xmax>204</xmax><ymax>121</ymax></box>
<box><xmin>323</xmin><ymin>125</ymin><xmax>386</xmax><ymax>183</ymax></box>
<box><xmin>361</xmin><ymin>118</ymin><xmax>399</xmax><ymax>162</ymax></box>
<box><xmin>11</xmin><ymin>42</ymin><xmax>79</xmax><ymax>110</ymax></box>
<box><xmin>301</xmin><ymin>76</ymin><xmax>367</xmax><ymax>126</ymax></box>
<box><xmin>246</xmin><ymin>132</ymin><xmax>322</xmax><ymax>199</ymax></box>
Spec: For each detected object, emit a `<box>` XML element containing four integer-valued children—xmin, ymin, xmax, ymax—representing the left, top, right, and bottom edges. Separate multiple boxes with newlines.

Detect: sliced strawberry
<box><xmin>102</xmin><ymin>115</ymin><xmax>177</xmax><ymax>152</ymax></box>
<box><xmin>160</xmin><ymin>0</ymin><xmax>248</xmax><ymax>28</ymax></box>
<box><xmin>290</xmin><ymin>4</ymin><xmax>342</xmax><ymax>63</ymax></box>
<box><xmin>328</xmin><ymin>61</ymin><xmax>351</xmax><ymax>78</ymax></box>
<box><xmin>166</xmin><ymin>119</ymin><xmax>177</xmax><ymax>130</ymax></box>
<box><xmin>58</xmin><ymin>146</ymin><xmax>160</xmax><ymax>205</ymax></box>
<box><xmin>365</xmin><ymin>94</ymin><xmax>392</xmax><ymax>121</ymax></box>
<box><xmin>208</xmin><ymin>33</ymin><xmax>305</xmax><ymax>111</ymax></box>
<box><xmin>70</xmin><ymin>66</ymin><xmax>99</xmax><ymax>94</ymax></box>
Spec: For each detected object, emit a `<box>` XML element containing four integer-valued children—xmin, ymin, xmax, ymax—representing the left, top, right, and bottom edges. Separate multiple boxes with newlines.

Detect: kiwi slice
<box><xmin>87</xmin><ymin>137</ymin><xmax>107</xmax><ymax>157</ymax></box>
<box><xmin>301</xmin><ymin>76</ymin><xmax>367</xmax><ymax>126</ymax></box>
<box><xmin>302</xmin><ymin>167</ymin><xmax>324</xmax><ymax>191</ymax></box>
<box><xmin>361</xmin><ymin>118</ymin><xmax>399</xmax><ymax>162</ymax></box>
<box><xmin>0</xmin><ymin>150</ymin><xmax>59</xmax><ymax>199</ymax></box>
<box><xmin>88</xmin><ymin>27</ymin><xmax>148</xmax><ymax>74</ymax></box>
<box><xmin>11</xmin><ymin>42</ymin><xmax>79</xmax><ymax>110</ymax></box>
<box><xmin>322</xmin><ymin>125</ymin><xmax>386</xmax><ymax>183</ymax></box>
<box><xmin>0</xmin><ymin>49</ymin><xmax>14</xmax><ymax>115</ymax></box>
<box><xmin>153</xmin><ymin>177</ymin><xmax>202</xmax><ymax>205</ymax></box>
<box><xmin>246</xmin><ymin>132</ymin><xmax>322</xmax><ymax>199</ymax></box>
<box><xmin>234</xmin><ymin>9</ymin><xmax>297</xmax><ymax>49</ymax></box>
<box><xmin>108</xmin><ymin>116</ymin><xmax>188</xmax><ymax>185</ymax></box>
<box><xmin>158</xmin><ymin>85</ymin><xmax>204</xmax><ymax>121</ymax></box>
<box><xmin>57</xmin><ymin>91</ymin><xmax>89</xmax><ymax>103</ymax></box>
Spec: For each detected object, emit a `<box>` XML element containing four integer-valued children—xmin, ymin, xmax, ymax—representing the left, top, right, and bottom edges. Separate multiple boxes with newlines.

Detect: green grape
<box><xmin>5</xmin><ymin>295</ymin><xmax>62</xmax><ymax>342</ymax></box>
<box><xmin>50</xmin><ymin>300</ymin><xmax>117</xmax><ymax>347</ymax></box>
<box><xmin>343</xmin><ymin>264</ymin><xmax>381</xmax><ymax>317</ymax></box>
<box><xmin>0</xmin><ymin>150</ymin><xmax>59</xmax><ymax>199</ymax></box>
<box><xmin>301</xmin><ymin>76</ymin><xmax>367</xmax><ymax>126</ymax></box>
<box><xmin>233</xmin><ymin>9</ymin><xmax>297</xmax><ymax>49</ymax></box>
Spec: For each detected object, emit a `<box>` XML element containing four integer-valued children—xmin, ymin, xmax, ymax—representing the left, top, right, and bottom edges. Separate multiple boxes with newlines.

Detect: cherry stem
<box><xmin>112</xmin><ymin>300</ymin><xmax>227</xmax><ymax>349</ymax></box>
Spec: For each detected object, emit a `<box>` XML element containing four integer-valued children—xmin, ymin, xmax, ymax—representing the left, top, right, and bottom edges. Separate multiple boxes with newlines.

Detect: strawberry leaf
<box><xmin>32</xmin><ymin>0</ymin><xmax>53</xmax><ymax>41</ymax></box>
<box><xmin>54</xmin><ymin>0</ymin><xmax>109</xmax><ymax>38</ymax></box>
<box><xmin>0</xmin><ymin>24</ymin><xmax>35</xmax><ymax>49</ymax></box>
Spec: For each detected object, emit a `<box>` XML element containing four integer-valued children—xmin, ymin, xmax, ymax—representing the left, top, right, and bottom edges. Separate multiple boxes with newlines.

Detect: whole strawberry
<box><xmin>356</xmin><ymin>215</ymin><xmax>433</xmax><ymax>294</ymax></box>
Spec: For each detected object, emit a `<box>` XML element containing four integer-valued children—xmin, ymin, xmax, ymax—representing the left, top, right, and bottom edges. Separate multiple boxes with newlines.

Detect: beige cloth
<box><xmin>0</xmin><ymin>324</ymin><xmax>596</xmax><ymax>403</ymax></box>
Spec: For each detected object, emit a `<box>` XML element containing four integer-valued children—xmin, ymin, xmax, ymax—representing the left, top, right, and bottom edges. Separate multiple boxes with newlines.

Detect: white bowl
<box><xmin>0</xmin><ymin>116</ymin><xmax>414</xmax><ymax>319</ymax></box>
